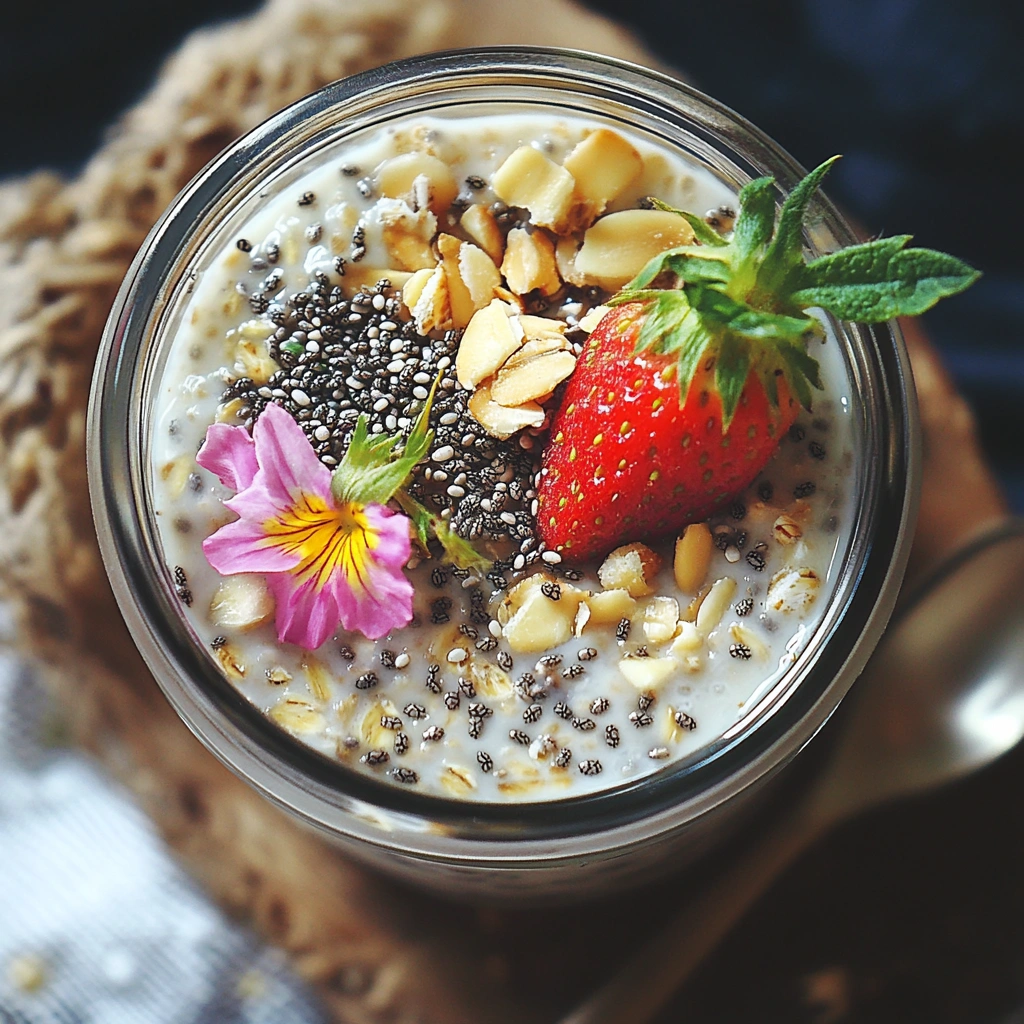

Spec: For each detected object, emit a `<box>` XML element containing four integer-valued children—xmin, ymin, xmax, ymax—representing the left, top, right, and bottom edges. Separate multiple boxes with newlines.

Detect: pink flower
<box><xmin>196</xmin><ymin>403</ymin><xmax>413</xmax><ymax>648</ymax></box>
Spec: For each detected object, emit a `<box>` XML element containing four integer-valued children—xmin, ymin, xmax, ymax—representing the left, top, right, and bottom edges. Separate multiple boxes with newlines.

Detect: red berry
<box><xmin>537</xmin><ymin>304</ymin><xmax>798</xmax><ymax>560</ymax></box>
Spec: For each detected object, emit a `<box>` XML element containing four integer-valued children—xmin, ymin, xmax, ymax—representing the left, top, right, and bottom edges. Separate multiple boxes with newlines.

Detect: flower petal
<box><xmin>202</xmin><ymin>517</ymin><xmax>301</xmax><ymax>576</ymax></box>
<box><xmin>197</xmin><ymin>423</ymin><xmax>259</xmax><ymax>492</ymax></box>
<box><xmin>267</xmin><ymin>572</ymin><xmax>340</xmax><ymax>650</ymax></box>
<box><xmin>335</xmin><ymin>562</ymin><xmax>414</xmax><ymax>640</ymax></box>
<box><xmin>253</xmin><ymin>403</ymin><xmax>333</xmax><ymax>504</ymax></box>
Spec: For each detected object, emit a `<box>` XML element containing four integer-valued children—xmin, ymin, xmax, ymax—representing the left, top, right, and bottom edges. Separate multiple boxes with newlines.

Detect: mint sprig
<box><xmin>611</xmin><ymin>156</ymin><xmax>980</xmax><ymax>427</ymax></box>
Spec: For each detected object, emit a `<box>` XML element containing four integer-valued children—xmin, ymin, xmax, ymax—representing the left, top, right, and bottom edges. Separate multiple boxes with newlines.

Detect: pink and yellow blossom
<box><xmin>197</xmin><ymin>403</ymin><xmax>413</xmax><ymax>648</ymax></box>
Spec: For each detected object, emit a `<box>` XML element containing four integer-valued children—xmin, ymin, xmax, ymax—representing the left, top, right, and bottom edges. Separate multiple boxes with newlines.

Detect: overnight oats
<box><xmin>147</xmin><ymin>109</ymin><xmax>974</xmax><ymax>803</ymax></box>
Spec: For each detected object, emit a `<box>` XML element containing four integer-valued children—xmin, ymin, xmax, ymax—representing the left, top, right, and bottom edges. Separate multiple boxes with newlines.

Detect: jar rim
<box><xmin>88</xmin><ymin>46</ymin><xmax>919</xmax><ymax>863</ymax></box>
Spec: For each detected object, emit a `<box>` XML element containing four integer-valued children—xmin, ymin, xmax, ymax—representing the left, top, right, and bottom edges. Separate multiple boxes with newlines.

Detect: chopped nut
<box><xmin>460</xmin><ymin>203</ymin><xmax>505</xmax><ymax>264</ymax></box>
<box><xmin>468</xmin><ymin>383</ymin><xmax>545</xmax><ymax>439</ymax></box>
<box><xmin>491</xmin><ymin>145</ymin><xmax>576</xmax><ymax>231</ymax></box>
<box><xmin>619</xmin><ymin>655</ymin><xmax>679</xmax><ymax>692</ymax></box>
<box><xmin>577</xmin><ymin>304</ymin><xmax>611</xmax><ymax>333</ymax></box>
<box><xmin>456</xmin><ymin>298</ymin><xmax>523</xmax><ymax>388</ymax></box>
<box><xmin>377</xmin><ymin>195</ymin><xmax>438</xmax><ymax>270</ymax></box>
<box><xmin>270</xmin><ymin>697</ymin><xmax>325</xmax><ymax>734</ymax></box>
<box><xmin>500</xmin><ymin>227</ymin><xmax>562</xmax><ymax>297</ymax></box>
<box><xmin>518</xmin><ymin>314</ymin><xmax>568</xmax><ymax>345</ymax></box>
<box><xmin>563</xmin><ymin>128</ymin><xmax>644</xmax><ymax>228</ymax></box>
<box><xmin>401</xmin><ymin>266</ymin><xmax>435</xmax><ymax>311</ymax></box>
<box><xmin>773</xmin><ymin>513</ymin><xmax>803</xmax><ymax>545</ymax></box>
<box><xmin>375</xmin><ymin>152</ymin><xmax>458</xmax><ymax>215</ymax></box>
<box><xmin>227</xmin><ymin>320</ymin><xmax>278</xmax><ymax>383</ymax></box>
<box><xmin>573</xmin><ymin>600</ymin><xmax>591</xmax><ymax>637</ymax></box>
<box><xmin>209</xmin><ymin>575</ymin><xmax>274</xmax><ymax>631</ymax></box>
<box><xmin>586</xmin><ymin>588</ymin><xmax>636</xmax><ymax>624</ymax></box>
<box><xmin>641</xmin><ymin>596</ymin><xmax>680</xmax><ymax>645</ymax></box>
<box><xmin>459</xmin><ymin>240</ymin><xmax>502</xmax><ymax>307</ymax></box>
<box><xmin>408</xmin><ymin>264</ymin><xmax>450</xmax><ymax>335</ymax></box>
<box><xmin>598</xmin><ymin>542</ymin><xmax>663</xmax><ymax>597</ymax></box>
<box><xmin>695</xmin><ymin>576</ymin><xmax>738</xmax><ymax>634</ymax></box>
<box><xmin>674</xmin><ymin>523</ymin><xmax>714</xmax><ymax>593</ymax></box>
<box><xmin>503</xmin><ymin>587</ymin><xmax>575</xmax><ymax>653</ymax></box>
<box><xmin>669</xmin><ymin>620</ymin><xmax>701</xmax><ymax>656</ymax></box>
<box><xmin>489</xmin><ymin>348</ymin><xmax>577</xmax><ymax>406</ymax></box>
<box><xmin>766</xmin><ymin>567</ymin><xmax>821</xmax><ymax>613</ymax></box>
<box><xmin>575</xmin><ymin>210</ymin><xmax>697</xmax><ymax>290</ymax></box>
<box><xmin>438</xmin><ymin>233</ymin><xmax>476</xmax><ymax>328</ymax></box>
<box><xmin>555</xmin><ymin>236</ymin><xmax>588</xmax><ymax>287</ymax></box>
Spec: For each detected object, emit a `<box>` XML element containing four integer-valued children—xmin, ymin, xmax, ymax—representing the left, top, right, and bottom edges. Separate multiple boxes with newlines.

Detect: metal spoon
<box><xmin>561</xmin><ymin>519</ymin><xmax>1024</xmax><ymax>1024</ymax></box>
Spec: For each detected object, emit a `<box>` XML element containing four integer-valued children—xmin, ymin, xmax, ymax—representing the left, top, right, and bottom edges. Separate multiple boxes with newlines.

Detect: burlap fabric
<box><xmin>0</xmin><ymin>1</ymin><xmax>1008</xmax><ymax>1021</ymax></box>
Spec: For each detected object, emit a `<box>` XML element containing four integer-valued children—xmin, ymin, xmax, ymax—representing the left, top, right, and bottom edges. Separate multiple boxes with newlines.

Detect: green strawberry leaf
<box><xmin>786</xmin><ymin>235</ymin><xmax>982</xmax><ymax>321</ymax></box>
<box><xmin>621</xmin><ymin>246</ymin><xmax>731</xmax><ymax>292</ymax></box>
<box><xmin>730</xmin><ymin>175</ymin><xmax>777</xmax><ymax>289</ymax></box>
<box><xmin>635</xmin><ymin>290</ymin><xmax>693</xmax><ymax>355</ymax></box>
<box><xmin>715</xmin><ymin>332</ymin><xmax>752</xmax><ymax>427</ymax></box>
<box><xmin>690</xmin><ymin>286</ymin><xmax>817</xmax><ymax>346</ymax></box>
<box><xmin>645</xmin><ymin>197</ymin><xmax>729</xmax><ymax>247</ymax></box>
<box><xmin>755</xmin><ymin>156</ymin><xmax>840</xmax><ymax>297</ymax></box>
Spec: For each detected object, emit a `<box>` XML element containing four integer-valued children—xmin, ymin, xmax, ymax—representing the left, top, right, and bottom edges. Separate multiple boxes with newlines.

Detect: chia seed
<box><xmin>809</xmin><ymin>440</ymin><xmax>827</xmax><ymax>460</ymax></box>
<box><xmin>380</xmin><ymin>649</ymin><xmax>397</xmax><ymax>669</ymax></box>
<box><xmin>674</xmin><ymin>710</ymin><xmax>697</xmax><ymax>731</ymax></box>
<box><xmin>579</xmin><ymin>759</ymin><xmax>603</xmax><ymax>776</ymax></box>
<box><xmin>735</xmin><ymin>597</ymin><xmax>754</xmax><ymax>617</ymax></box>
<box><xmin>730</xmin><ymin>643</ymin><xmax>753</xmax><ymax>660</ymax></box>
<box><xmin>236</xmin><ymin>238</ymin><xmax>252</xmax><ymax>252</ymax></box>
<box><xmin>523</xmin><ymin>704</ymin><xmax>543</xmax><ymax>724</ymax></box>
<box><xmin>590</xmin><ymin>697</ymin><xmax>610</xmax><ymax>715</ymax></box>
<box><xmin>211</xmin><ymin>636</ymin><xmax>226</xmax><ymax>649</ymax></box>
<box><xmin>615</xmin><ymin>618</ymin><xmax>632</xmax><ymax>641</ymax></box>
<box><xmin>477</xmin><ymin>751</ymin><xmax>494</xmax><ymax>772</ymax></box>
<box><xmin>758</xmin><ymin>480</ymin><xmax>774</xmax><ymax>501</ymax></box>
<box><xmin>578</xmin><ymin>648</ymin><xmax>598</xmax><ymax>661</ymax></box>
<box><xmin>403</xmin><ymin>703</ymin><xmax>427</xmax><ymax>719</ymax></box>
<box><xmin>509</xmin><ymin>729</ymin><xmax>531</xmax><ymax>746</ymax></box>
<box><xmin>788</xmin><ymin>423</ymin><xmax>806</xmax><ymax>443</ymax></box>
<box><xmin>443</xmin><ymin>691</ymin><xmax>461</xmax><ymax>711</ymax></box>
<box><xmin>794</xmin><ymin>481</ymin><xmax>817</xmax><ymax>499</ymax></box>
<box><xmin>553</xmin><ymin>702</ymin><xmax>573</xmax><ymax>721</ymax></box>
<box><xmin>572</xmin><ymin>717</ymin><xmax>596</xmax><ymax>732</ymax></box>
<box><xmin>360</xmin><ymin>749</ymin><xmax>388</xmax><ymax>765</ymax></box>
<box><xmin>468</xmin><ymin>702</ymin><xmax>493</xmax><ymax>718</ymax></box>
<box><xmin>637</xmin><ymin>693</ymin><xmax>655</xmax><ymax>713</ymax></box>
<box><xmin>422</xmin><ymin>725</ymin><xmax>445</xmax><ymax>742</ymax></box>
<box><xmin>297</xmin><ymin>190</ymin><xmax>316</xmax><ymax>206</ymax></box>
<box><xmin>497</xmin><ymin>651</ymin><xmax>514</xmax><ymax>671</ymax></box>
<box><xmin>391</xmin><ymin>767</ymin><xmax>418</xmax><ymax>784</ymax></box>
<box><xmin>563</xmin><ymin>664</ymin><xmax>585</xmax><ymax>679</ymax></box>
<box><xmin>338</xmin><ymin>644</ymin><xmax>356</xmax><ymax>660</ymax></box>
<box><xmin>554</xmin><ymin>748</ymin><xmax>572</xmax><ymax>768</ymax></box>
<box><xmin>425</xmin><ymin>664</ymin><xmax>442</xmax><ymax>693</ymax></box>
<box><xmin>355</xmin><ymin>672</ymin><xmax>379</xmax><ymax>690</ymax></box>
<box><xmin>604</xmin><ymin>725</ymin><xmax>621</xmax><ymax>748</ymax></box>
<box><xmin>541</xmin><ymin>581</ymin><xmax>561</xmax><ymax>601</ymax></box>
<box><xmin>746</xmin><ymin>550</ymin><xmax>767</xmax><ymax>572</ymax></box>
<box><xmin>629</xmin><ymin>711</ymin><xmax>654</xmax><ymax>728</ymax></box>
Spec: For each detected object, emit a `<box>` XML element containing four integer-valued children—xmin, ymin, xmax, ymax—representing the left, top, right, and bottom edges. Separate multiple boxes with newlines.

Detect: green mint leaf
<box><xmin>786</xmin><ymin>236</ymin><xmax>982</xmax><ymax>321</ymax></box>
<box><xmin>646</xmin><ymin>197</ymin><xmax>729</xmax><ymax>247</ymax></box>
<box><xmin>731</xmin><ymin>175</ymin><xmax>777</xmax><ymax>288</ymax></box>
<box><xmin>755</xmin><ymin>156</ymin><xmax>840</xmax><ymax>297</ymax></box>
<box><xmin>331</xmin><ymin>380</ymin><xmax>438</xmax><ymax>506</ymax></box>
<box><xmin>714</xmin><ymin>332</ymin><xmax>752</xmax><ymax>428</ymax></box>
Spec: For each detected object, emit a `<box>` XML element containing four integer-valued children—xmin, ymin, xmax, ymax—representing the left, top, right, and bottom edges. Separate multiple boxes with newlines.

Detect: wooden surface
<box><xmin>0</xmin><ymin>2</ymin><xmax>1012</xmax><ymax>1022</ymax></box>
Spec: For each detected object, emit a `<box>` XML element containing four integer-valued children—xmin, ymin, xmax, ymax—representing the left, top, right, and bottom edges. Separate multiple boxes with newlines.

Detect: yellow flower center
<box><xmin>262</xmin><ymin>493</ymin><xmax>377</xmax><ymax>593</ymax></box>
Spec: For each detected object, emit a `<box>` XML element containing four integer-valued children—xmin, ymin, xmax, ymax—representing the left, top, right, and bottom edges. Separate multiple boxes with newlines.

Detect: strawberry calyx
<box><xmin>608</xmin><ymin>156</ymin><xmax>980</xmax><ymax>428</ymax></box>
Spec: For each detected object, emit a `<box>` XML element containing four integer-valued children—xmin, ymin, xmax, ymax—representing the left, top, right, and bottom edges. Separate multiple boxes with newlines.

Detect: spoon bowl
<box><xmin>562</xmin><ymin>519</ymin><xmax>1024</xmax><ymax>1024</ymax></box>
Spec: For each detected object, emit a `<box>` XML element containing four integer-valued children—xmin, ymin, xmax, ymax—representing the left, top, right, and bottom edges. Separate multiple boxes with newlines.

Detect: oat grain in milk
<box><xmin>151</xmin><ymin>112</ymin><xmax>858</xmax><ymax>801</ymax></box>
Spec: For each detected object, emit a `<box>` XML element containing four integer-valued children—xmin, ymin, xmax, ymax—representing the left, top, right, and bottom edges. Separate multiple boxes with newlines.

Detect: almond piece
<box><xmin>674</xmin><ymin>523</ymin><xmax>714</xmax><ymax>593</ymax></box>
<box><xmin>641</xmin><ymin>596</ymin><xmax>680</xmax><ymax>645</ymax></box>
<box><xmin>598</xmin><ymin>542</ymin><xmax>663</xmax><ymax>597</ymax></box>
<box><xmin>563</xmin><ymin>128</ymin><xmax>644</xmax><ymax>228</ymax></box>
<box><xmin>461</xmin><ymin>203</ymin><xmax>505</xmax><ymax>265</ymax></box>
<box><xmin>458</xmin><ymin>240</ymin><xmax>502</xmax><ymax>307</ymax></box>
<box><xmin>586</xmin><ymin>588</ymin><xmax>636</xmax><ymax>624</ymax></box>
<box><xmin>555</xmin><ymin>236</ymin><xmax>588</xmax><ymax>287</ymax></box>
<box><xmin>468</xmin><ymin>384</ymin><xmax>545</xmax><ymax>439</ymax></box>
<box><xmin>382</xmin><ymin>223</ymin><xmax>436</xmax><ymax>271</ymax></box>
<box><xmin>409</xmin><ymin>265</ymin><xmax>450</xmax><ymax>335</ymax></box>
<box><xmin>500</xmin><ymin>333</ymin><xmax>570</xmax><ymax>370</ymax></box>
<box><xmin>518</xmin><ymin>315</ymin><xmax>568</xmax><ymax>344</ymax></box>
<box><xmin>695</xmin><ymin>576</ymin><xmax>737</xmax><ymax>634</ymax></box>
<box><xmin>402</xmin><ymin>266</ymin><xmax>436</xmax><ymax>312</ymax></box>
<box><xmin>502</xmin><ymin>587</ymin><xmax>575</xmax><ymax>653</ymax></box>
<box><xmin>456</xmin><ymin>298</ymin><xmax>523</xmax><ymax>388</ymax></box>
<box><xmin>375</xmin><ymin>152</ymin><xmax>458</xmax><ymax>215</ymax></box>
<box><xmin>491</xmin><ymin>145</ymin><xmax>577</xmax><ymax>231</ymax></box>
<box><xmin>437</xmin><ymin>233</ymin><xmax>476</xmax><ymax>328</ymax></box>
<box><xmin>209</xmin><ymin>574</ymin><xmax>274</xmax><ymax>631</ymax></box>
<box><xmin>575</xmin><ymin>210</ymin><xmax>697</xmax><ymax>290</ymax></box>
<box><xmin>619</xmin><ymin>655</ymin><xmax>679</xmax><ymax>692</ymax></box>
<box><xmin>577</xmin><ymin>304</ymin><xmax>611</xmax><ymax>333</ymax></box>
<box><xmin>490</xmin><ymin>349</ymin><xmax>577</xmax><ymax>406</ymax></box>
<box><xmin>670</xmin><ymin>620</ymin><xmax>702</xmax><ymax>655</ymax></box>
<box><xmin>501</xmin><ymin>227</ymin><xmax>562</xmax><ymax>297</ymax></box>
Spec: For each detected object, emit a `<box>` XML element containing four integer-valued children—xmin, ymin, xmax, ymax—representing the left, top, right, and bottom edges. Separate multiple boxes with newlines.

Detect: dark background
<box><xmin>4</xmin><ymin>3</ymin><xmax>1024</xmax><ymax>1022</ymax></box>
<box><xmin>3</xmin><ymin>0</ymin><xmax>1023</xmax><ymax>510</ymax></box>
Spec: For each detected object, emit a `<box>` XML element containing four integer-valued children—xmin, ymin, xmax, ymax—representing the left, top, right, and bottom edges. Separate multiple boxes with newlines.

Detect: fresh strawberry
<box><xmin>537</xmin><ymin>303</ymin><xmax>799</xmax><ymax>559</ymax></box>
<box><xmin>536</xmin><ymin>157</ymin><xmax>979</xmax><ymax>560</ymax></box>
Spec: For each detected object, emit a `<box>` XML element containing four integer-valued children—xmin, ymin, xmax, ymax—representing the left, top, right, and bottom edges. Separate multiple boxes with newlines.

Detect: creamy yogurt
<box><xmin>149</xmin><ymin>111</ymin><xmax>856</xmax><ymax>801</ymax></box>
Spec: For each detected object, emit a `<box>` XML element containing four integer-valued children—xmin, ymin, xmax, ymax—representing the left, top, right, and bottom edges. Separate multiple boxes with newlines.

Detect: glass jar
<box><xmin>88</xmin><ymin>48</ymin><xmax>919</xmax><ymax>901</ymax></box>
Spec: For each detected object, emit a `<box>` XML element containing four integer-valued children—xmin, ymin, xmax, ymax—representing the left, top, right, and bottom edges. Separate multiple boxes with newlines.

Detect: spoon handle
<box><xmin>558</xmin><ymin>806</ymin><xmax>823</xmax><ymax>1024</ymax></box>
